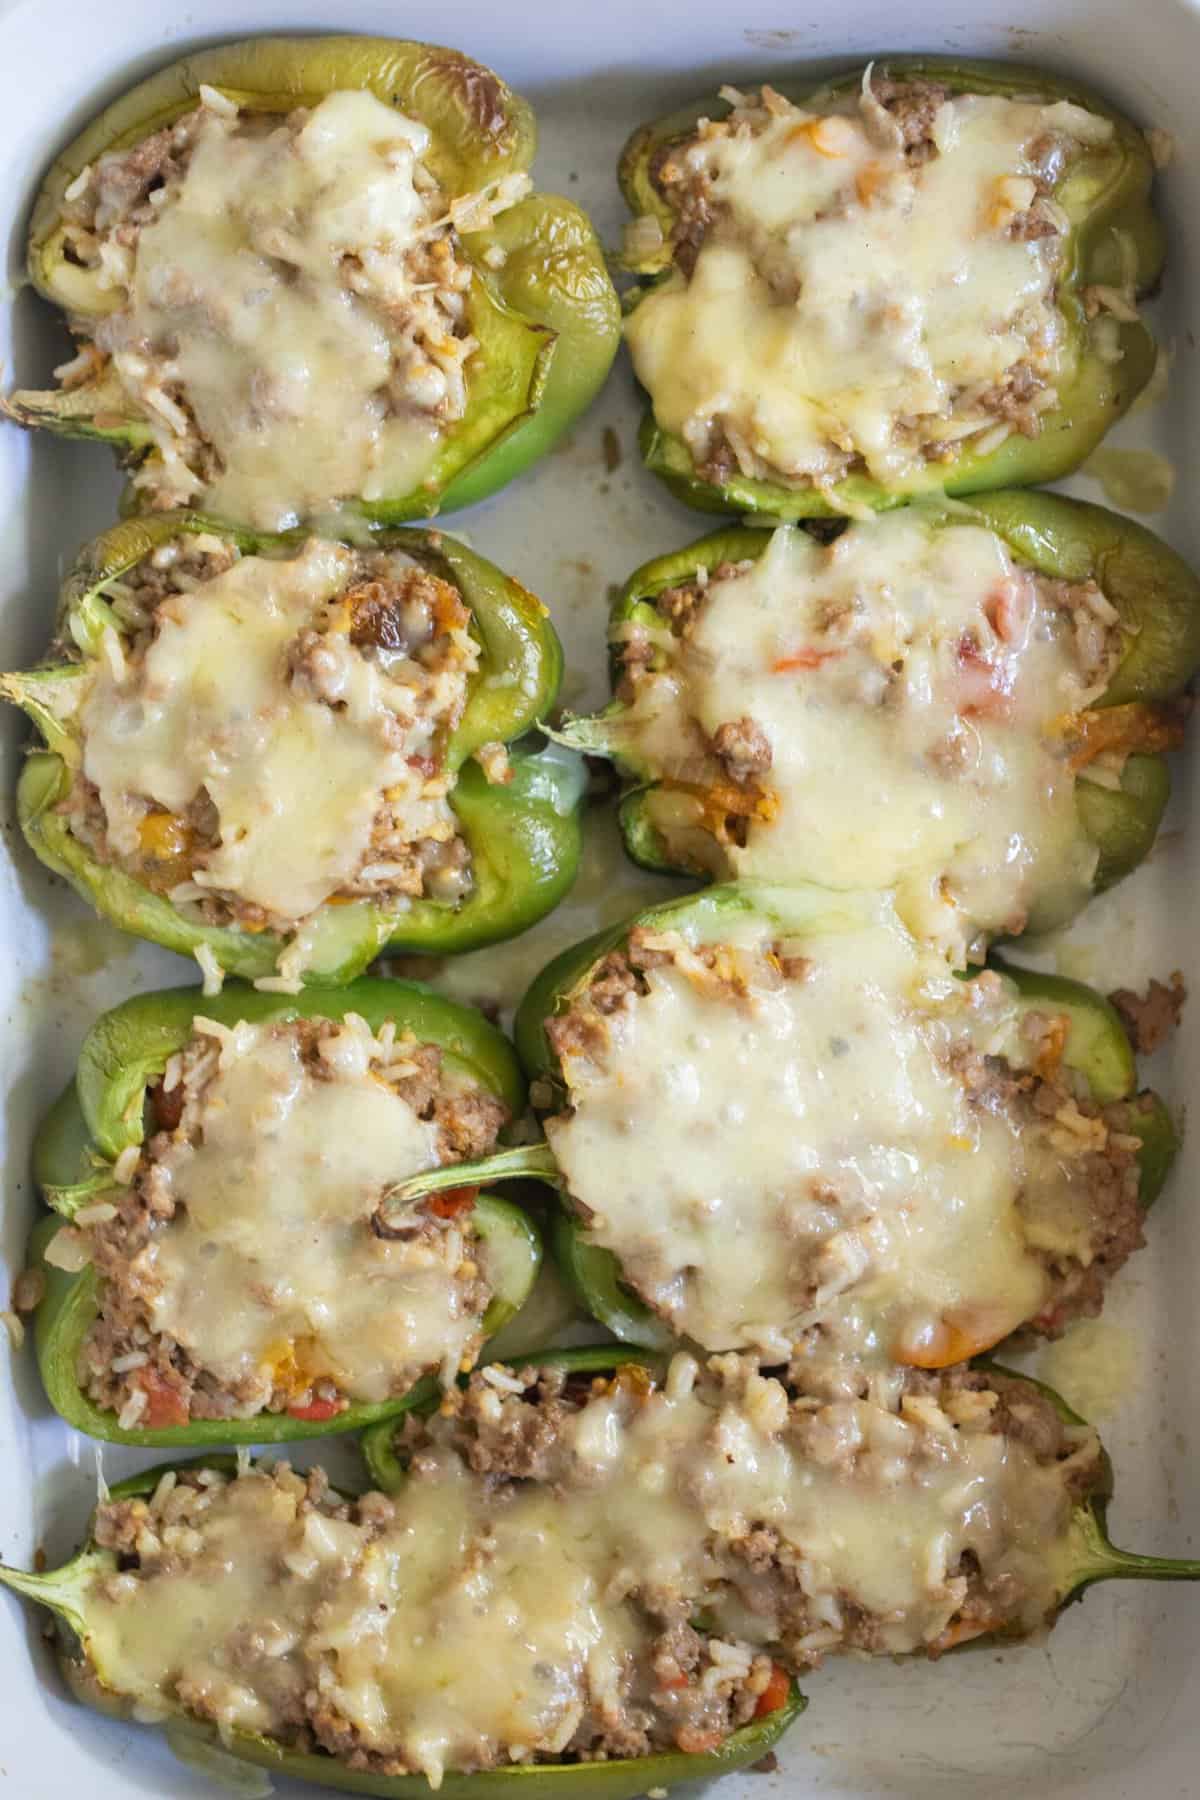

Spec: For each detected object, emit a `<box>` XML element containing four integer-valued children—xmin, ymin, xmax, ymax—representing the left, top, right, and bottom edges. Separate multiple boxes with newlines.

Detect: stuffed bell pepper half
<box><xmin>1</xmin><ymin>513</ymin><xmax>584</xmax><ymax>986</ymax></box>
<box><xmin>621</xmin><ymin>58</ymin><xmax>1165</xmax><ymax>517</ymax></box>
<box><xmin>556</xmin><ymin>492</ymin><xmax>1200</xmax><ymax>959</ymax></box>
<box><xmin>0</xmin><ymin>1356</ymin><xmax>803</xmax><ymax>1797</ymax></box>
<box><xmin>21</xmin><ymin>977</ymin><xmax>541</xmax><ymax>1445</ymax></box>
<box><xmin>361</xmin><ymin>1347</ymin><xmax>1200</xmax><ymax>1667</ymax></box>
<box><xmin>385</xmin><ymin>884</ymin><xmax>1176</xmax><ymax>1366</ymax></box>
<box><xmin>3</xmin><ymin>36</ymin><xmax>621</xmax><ymax>530</ymax></box>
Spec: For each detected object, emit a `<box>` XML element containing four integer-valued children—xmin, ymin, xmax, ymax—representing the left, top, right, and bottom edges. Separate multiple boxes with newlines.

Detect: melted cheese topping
<box><xmin>625</xmin><ymin>514</ymin><xmax>1103</xmax><ymax>954</ymax></box>
<box><xmin>547</xmin><ymin>907</ymin><xmax>1101</xmax><ymax>1364</ymax></box>
<box><xmin>80</xmin><ymin>538</ymin><xmax>473</xmax><ymax>929</ymax></box>
<box><xmin>132</xmin><ymin>1016</ymin><xmax>489</xmax><ymax>1405</ymax></box>
<box><xmin>626</xmin><ymin>89</ymin><xmax>1111</xmax><ymax>489</ymax></box>
<box><xmin>81</xmin><ymin>1363</ymin><xmax>1087</xmax><ymax>1775</ymax></box>
<box><xmin>87</xmin><ymin>91</ymin><xmax>526</xmax><ymax>528</ymax></box>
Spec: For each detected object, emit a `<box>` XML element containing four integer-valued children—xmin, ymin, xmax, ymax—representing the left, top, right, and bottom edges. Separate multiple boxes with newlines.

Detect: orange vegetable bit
<box><xmin>136</xmin><ymin>809</ymin><xmax>194</xmax><ymax>874</ymax></box>
<box><xmin>772</xmin><ymin>646</ymin><xmax>844</xmax><ymax>673</ymax></box>
<box><xmin>754</xmin><ymin>1663</ymin><xmax>793</xmax><ymax>1717</ymax></box>
<box><xmin>787</xmin><ymin>115</ymin><xmax>857</xmax><ymax>158</ymax></box>
<box><xmin>426</xmin><ymin>1184</ymin><xmax>479</xmax><ymax>1219</ymax></box>
<box><xmin>135</xmin><ymin>1367</ymin><xmax>189</xmax><ymax>1430</ymax></box>
<box><xmin>896</xmin><ymin>1307</ymin><xmax>1017</xmax><ymax>1370</ymax></box>
<box><xmin>286</xmin><ymin>1395</ymin><xmax>344</xmax><ymax>1423</ymax></box>
<box><xmin>927</xmin><ymin>1616</ymin><xmax>998</xmax><ymax>1658</ymax></box>
<box><xmin>1062</xmin><ymin>699</ymin><xmax>1189</xmax><ymax>772</ymax></box>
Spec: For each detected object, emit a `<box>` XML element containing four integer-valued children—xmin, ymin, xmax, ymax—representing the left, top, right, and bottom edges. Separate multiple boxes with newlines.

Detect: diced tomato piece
<box><xmin>754</xmin><ymin>1664</ymin><xmax>792</xmax><ymax>1718</ymax></box>
<box><xmin>426</xmin><ymin>1185</ymin><xmax>479</xmax><ymax>1219</ymax></box>
<box><xmin>137</xmin><ymin>1369</ymin><xmax>189</xmax><ymax>1430</ymax></box>
<box><xmin>955</xmin><ymin>634</ymin><xmax>1013</xmax><ymax>720</ymax></box>
<box><xmin>286</xmin><ymin>1395</ymin><xmax>345</xmax><ymax>1423</ymax></box>
<box><xmin>984</xmin><ymin>579</ymin><xmax>1031</xmax><ymax>646</ymax></box>
<box><xmin>659</xmin><ymin>1672</ymin><xmax>690</xmax><ymax>1691</ymax></box>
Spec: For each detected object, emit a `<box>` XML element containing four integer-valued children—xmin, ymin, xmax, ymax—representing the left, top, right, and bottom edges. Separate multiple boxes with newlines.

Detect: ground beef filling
<box><xmin>57</xmin><ymin>533</ymin><xmax>480</xmax><ymax>938</ymax></box>
<box><xmin>953</xmin><ymin>995</ymin><xmax>1148</xmax><ymax>1336</ymax></box>
<box><xmin>1108</xmin><ymin>972</ymin><xmax>1187</xmax><ymax>1055</ymax></box>
<box><xmin>639</xmin><ymin>76</ymin><xmax>1100</xmax><ymax>492</ymax></box>
<box><xmin>70</xmin><ymin>1015</ymin><xmax>506</xmax><ymax>1427</ymax></box>
<box><xmin>546</xmin><ymin>930</ymin><xmax>1146</xmax><ymax>1346</ymax></box>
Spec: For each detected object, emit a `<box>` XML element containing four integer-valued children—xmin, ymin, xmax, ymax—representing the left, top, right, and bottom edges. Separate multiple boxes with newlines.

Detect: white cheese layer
<box><xmin>80</xmin><ymin>538</ymin><xmax>471</xmax><ymax>926</ymax></box>
<box><xmin>547</xmin><ymin>905</ymin><xmax>1088</xmax><ymax>1363</ymax></box>
<box><xmin>626</xmin><ymin>89</ymin><xmax>1111</xmax><ymax>489</ymax></box>
<box><xmin>627</xmin><ymin>513</ymin><xmax>1102</xmax><ymax>954</ymax></box>
<box><xmin>99</xmin><ymin>91</ymin><xmax>515</xmax><ymax>528</ymax></box>
<box><xmin>82</xmin><ymin>1363</ymin><xmax>1086</xmax><ymax>1766</ymax></box>
<box><xmin>134</xmin><ymin>1015</ymin><xmax>487</xmax><ymax>1405</ymax></box>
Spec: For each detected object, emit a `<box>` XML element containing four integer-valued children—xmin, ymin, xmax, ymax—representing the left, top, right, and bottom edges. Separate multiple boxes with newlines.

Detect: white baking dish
<box><xmin>0</xmin><ymin>1</ymin><xmax>1197</xmax><ymax>1794</ymax></box>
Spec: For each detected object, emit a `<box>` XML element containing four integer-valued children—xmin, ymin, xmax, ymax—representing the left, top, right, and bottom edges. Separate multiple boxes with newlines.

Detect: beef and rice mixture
<box><xmin>542</xmin><ymin>921</ymin><xmax>1148</xmax><ymax>1367</ymax></box>
<box><xmin>54</xmin><ymin>531</ymin><xmax>494</xmax><ymax>969</ymax></box>
<box><xmin>42</xmin><ymin>86</ymin><xmax>531</xmax><ymax>528</ymax></box>
<box><xmin>48</xmin><ymin>1011</ymin><xmax>507</xmax><ymax>1429</ymax></box>
<box><xmin>624</xmin><ymin>74</ymin><xmax>1131</xmax><ymax>493</ymax></box>
<box><xmin>75</xmin><ymin>1352</ymin><xmax>1098</xmax><ymax>1770</ymax></box>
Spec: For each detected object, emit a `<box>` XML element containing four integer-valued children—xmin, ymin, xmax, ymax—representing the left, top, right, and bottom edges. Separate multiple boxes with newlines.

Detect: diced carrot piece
<box><xmin>855</xmin><ymin>163</ymin><xmax>889</xmax><ymax>204</ymax></box>
<box><xmin>1031</xmin><ymin>1013</ymin><xmax>1069</xmax><ymax>1082</ymax></box>
<box><xmin>927</xmin><ymin>1616</ymin><xmax>997</xmax><ymax>1658</ymax></box>
<box><xmin>772</xmin><ymin>647</ymin><xmax>843</xmax><ymax>673</ymax></box>
<box><xmin>896</xmin><ymin>1309</ymin><xmax>1015</xmax><ymax>1369</ymax></box>
<box><xmin>754</xmin><ymin>1664</ymin><xmax>792</xmax><ymax>1717</ymax></box>
<box><xmin>1064</xmin><ymin>701</ymin><xmax>1188</xmax><ymax>771</ymax></box>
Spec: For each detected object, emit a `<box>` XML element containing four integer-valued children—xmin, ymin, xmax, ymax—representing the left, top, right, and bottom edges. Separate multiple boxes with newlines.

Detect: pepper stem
<box><xmin>538</xmin><ymin>713</ymin><xmax>624</xmax><ymax>758</ymax></box>
<box><xmin>1066</xmin><ymin>1502</ymin><xmax>1200</xmax><ymax>1596</ymax></box>
<box><xmin>0</xmin><ymin>1561</ymin><xmax>91</xmax><ymax>1636</ymax></box>
<box><xmin>377</xmin><ymin>1142</ymin><xmax>561</xmax><ymax>1217</ymax></box>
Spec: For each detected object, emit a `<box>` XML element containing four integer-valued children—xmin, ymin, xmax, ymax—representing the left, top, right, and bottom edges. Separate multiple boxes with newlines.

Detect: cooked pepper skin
<box><xmin>0</xmin><ymin>1447</ymin><xmax>805</xmax><ymax>1800</ymax></box>
<box><xmin>508</xmin><ymin>886</ymin><xmax>1176</xmax><ymax>1347</ymax></box>
<box><xmin>620</xmin><ymin>57</ymin><xmax>1164</xmax><ymax>518</ymax></box>
<box><xmin>27</xmin><ymin>977</ymin><xmax>540</xmax><ymax>1447</ymax></box>
<box><xmin>5</xmin><ymin>37</ymin><xmax>620</xmax><ymax>525</ymax></box>
<box><xmin>2</xmin><ymin>512</ymin><xmax>584</xmax><ymax>981</ymax></box>
<box><xmin>564</xmin><ymin>493</ymin><xmax>1200</xmax><ymax>935</ymax></box>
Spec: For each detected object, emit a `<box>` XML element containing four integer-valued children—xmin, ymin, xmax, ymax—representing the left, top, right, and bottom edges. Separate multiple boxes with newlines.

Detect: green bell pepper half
<box><xmin>619</xmin><ymin>57</ymin><xmax>1164</xmax><ymax>518</ymax></box>
<box><xmin>1</xmin><ymin>512</ymin><xmax>585</xmax><ymax>982</ymax></box>
<box><xmin>358</xmin><ymin>1343</ymin><xmax>1200</xmax><ymax>1647</ymax></box>
<box><xmin>554</xmin><ymin>492</ymin><xmax>1200</xmax><ymax>933</ymax></box>
<box><xmin>0</xmin><ymin>1440</ymin><xmax>804</xmax><ymax>1800</ymax></box>
<box><xmin>24</xmin><ymin>976</ymin><xmax>541</xmax><ymax>1446</ymax></box>
<box><xmin>3</xmin><ymin>37</ymin><xmax>620</xmax><ymax>526</ymax></box>
<box><xmin>378</xmin><ymin>883</ymin><xmax>1176</xmax><ymax>1351</ymax></box>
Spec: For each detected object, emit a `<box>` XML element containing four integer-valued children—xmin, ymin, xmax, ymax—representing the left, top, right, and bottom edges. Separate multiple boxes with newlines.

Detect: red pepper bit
<box><xmin>426</xmin><ymin>1185</ymin><xmax>479</xmax><ymax>1219</ymax></box>
<box><xmin>286</xmin><ymin>1395</ymin><xmax>346</xmax><ymax>1423</ymax></box>
<box><xmin>136</xmin><ymin>1368</ymin><xmax>189</xmax><ymax>1430</ymax></box>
